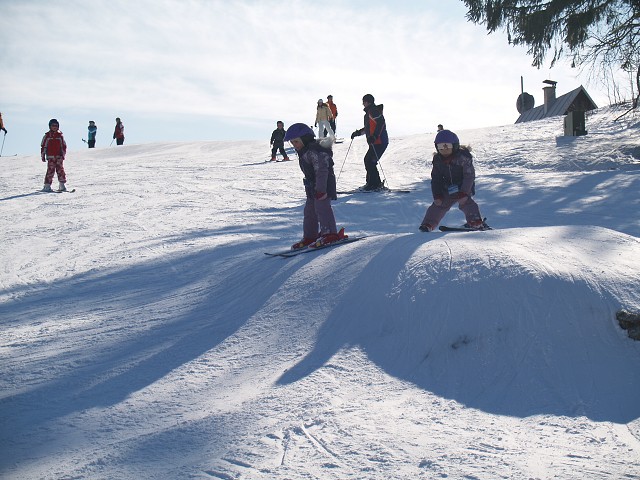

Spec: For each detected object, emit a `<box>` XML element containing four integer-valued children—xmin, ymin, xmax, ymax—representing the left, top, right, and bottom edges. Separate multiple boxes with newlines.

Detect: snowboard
<box><xmin>438</xmin><ymin>220</ymin><xmax>491</xmax><ymax>232</ymax></box>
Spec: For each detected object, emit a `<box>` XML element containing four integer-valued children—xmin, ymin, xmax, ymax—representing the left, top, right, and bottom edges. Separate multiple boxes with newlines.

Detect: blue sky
<box><xmin>0</xmin><ymin>0</ymin><xmax>629</xmax><ymax>156</ymax></box>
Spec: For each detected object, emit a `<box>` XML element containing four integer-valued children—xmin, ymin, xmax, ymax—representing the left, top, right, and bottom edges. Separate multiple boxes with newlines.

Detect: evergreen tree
<box><xmin>462</xmin><ymin>0</ymin><xmax>640</xmax><ymax>108</ymax></box>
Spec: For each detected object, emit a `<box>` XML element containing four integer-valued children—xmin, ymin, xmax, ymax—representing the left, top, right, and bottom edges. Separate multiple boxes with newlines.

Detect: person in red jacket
<box><xmin>113</xmin><ymin>117</ymin><xmax>125</xmax><ymax>145</ymax></box>
<box><xmin>326</xmin><ymin>95</ymin><xmax>338</xmax><ymax>135</ymax></box>
<box><xmin>40</xmin><ymin>119</ymin><xmax>68</xmax><ymax>192</ymax></box>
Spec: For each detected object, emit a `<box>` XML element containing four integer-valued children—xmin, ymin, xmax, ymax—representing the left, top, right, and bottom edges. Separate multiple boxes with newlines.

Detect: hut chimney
<box><xmin>543</xmin><ymin>80</ymin><xmax>557</xmax><ymax>114</ymax></box>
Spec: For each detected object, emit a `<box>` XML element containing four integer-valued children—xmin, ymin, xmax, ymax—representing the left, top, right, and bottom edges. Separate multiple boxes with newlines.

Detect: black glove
<box><xmin>350</xmin><ymin>130</ymin><xmax>360</xmax><ymax>140</ymax></box>
<box><xmin>1</xmin><ymin>128</ymin><xmax>6</xmax><ymax>134</ymax></box>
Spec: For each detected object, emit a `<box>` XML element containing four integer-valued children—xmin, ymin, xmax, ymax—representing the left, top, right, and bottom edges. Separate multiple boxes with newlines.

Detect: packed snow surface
<box><xmin>1</xmin><ymin>106</ymin><xmax>640</xmax><ymax>479</ymax></box>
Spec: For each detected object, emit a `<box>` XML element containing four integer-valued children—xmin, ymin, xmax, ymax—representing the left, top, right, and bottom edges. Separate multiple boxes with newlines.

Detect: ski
<box><xmin>265</xmin><ymin>158</ymin><xmax>294</xmax><ymax>163</ymax></box>
<box><xmin>265</xmin><ymin>236</ymin><xmax>365</xmax><ymax>258</ymax></box>
<box><xmin>337</xmin><ymin>188</ymin><xmax>411</xmax><ymax>194</ymax></box>
<box><xmin>439</xmin><ymin>226</ymin><xmax>486</xmax><ymax>232</ymax></box>
<box><xmin>36</xmin><ymin>189</ymin><xmax>76</xmax><ymax>194</ymax></box>
<box><xmin>0</xmin><ymin>154</ymin><xmax>18</xmax><ymax>157</ymax></box>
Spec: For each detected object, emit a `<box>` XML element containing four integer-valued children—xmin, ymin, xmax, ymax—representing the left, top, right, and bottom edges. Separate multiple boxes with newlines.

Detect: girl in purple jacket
<box><xmin>284</xmin><ymin>123</ymin><xmax>346</xmax><ymax>249</ymax></box>
<box><xmin>419</xmin><ymin>129</ymin><xmax>485</xmax><ymax>232</ymax></box>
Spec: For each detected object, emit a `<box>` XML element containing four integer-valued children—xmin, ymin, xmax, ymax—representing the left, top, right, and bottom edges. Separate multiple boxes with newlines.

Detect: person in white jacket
<box><xmin>314</xmin><ymin>99</ymin><xmax>334</xmax><ymax>139</ymax></box>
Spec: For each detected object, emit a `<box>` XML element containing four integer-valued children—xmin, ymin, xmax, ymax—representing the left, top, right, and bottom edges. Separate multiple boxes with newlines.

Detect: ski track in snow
<box><xmin>0</xmin><ymin>106</ymin><xmax>640</xmax><ymax>479</ymax></box>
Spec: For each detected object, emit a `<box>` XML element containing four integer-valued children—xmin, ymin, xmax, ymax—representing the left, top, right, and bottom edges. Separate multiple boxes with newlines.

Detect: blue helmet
<box><xmin>284</xmin><ymin>123</ymin><xmax>315</xmax><ymax>141</ymax></box>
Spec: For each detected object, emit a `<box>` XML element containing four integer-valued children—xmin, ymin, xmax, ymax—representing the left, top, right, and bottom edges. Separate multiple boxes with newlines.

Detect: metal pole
<box><xmin>336</xmin><ymin>138</ymin><xmax>354</xmax><ymax>183</ymax></box>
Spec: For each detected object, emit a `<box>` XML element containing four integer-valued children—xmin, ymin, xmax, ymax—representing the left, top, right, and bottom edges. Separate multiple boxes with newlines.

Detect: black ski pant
<box><xmin>271</xmin><ymin>142</ymin><xmax>287</xmax><ymax>158</ymax></box>
<box><xmin>364</xmin><ymin>143</ymin><xmax>387</xmax><ymax>187</ymax></box>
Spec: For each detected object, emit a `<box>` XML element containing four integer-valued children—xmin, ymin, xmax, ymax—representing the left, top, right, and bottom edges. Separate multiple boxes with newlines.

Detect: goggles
<box><xmin>436</xmin><ymin>143</ymin><xmax>453</xmax><ymax>150</ymax></box>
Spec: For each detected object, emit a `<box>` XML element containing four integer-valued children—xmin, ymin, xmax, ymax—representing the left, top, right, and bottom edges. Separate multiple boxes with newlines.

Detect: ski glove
<box><xmin>315</xmin><ymin>191</ymin><xmax>328</xmax><ymax>201</ymax></box>
<box><xmin>350</xmin><ymin>130</ymin><xmax>361</xmax><ymax>140</ymax></box>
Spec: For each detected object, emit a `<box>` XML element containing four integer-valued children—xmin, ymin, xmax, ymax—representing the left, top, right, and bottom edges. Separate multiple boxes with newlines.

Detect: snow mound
<box><xmin>277</xmin><ymin>226</ymin><xmax>640</xmax><ymax>422</ymax></box>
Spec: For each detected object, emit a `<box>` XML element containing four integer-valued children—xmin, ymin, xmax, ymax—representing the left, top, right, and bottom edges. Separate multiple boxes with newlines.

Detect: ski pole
<box><xmin>336</xmin><ymin>137</ymin><xmax>354</xmax><ymax>183</ymax></box>
<box><xmin>0</xmin><ymin>133</ymin><xmax>5</xmax><ymax>157</ymax></box>
<box><xmin>110</xmin><ymin>138</ymin><xmax>114</xmax><ymax>147</ymax></box>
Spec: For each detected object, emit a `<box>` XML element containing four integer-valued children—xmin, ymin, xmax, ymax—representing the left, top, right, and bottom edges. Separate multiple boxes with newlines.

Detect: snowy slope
<box><xmin>1</xmin><ymin>105</ymin><xmax>640</xmax><ymax>479</ymax></box>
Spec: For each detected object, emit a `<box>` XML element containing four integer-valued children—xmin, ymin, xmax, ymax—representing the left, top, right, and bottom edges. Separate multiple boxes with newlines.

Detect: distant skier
<box><xmin>437</xmin><ymin>124</ymin><xmax>444</xmax><ymax>131</ymax></box>
<box><xmin>0</xmin><ymin>112</ymin><xmax>7</xmax><ymax>135</ymax></box>
<box><xmin>419</xmin><ymin>129</ymin><xmax>485</xmax><ymax>232</ymax></box>
<box><xmin>0</xmin><ymin>112</ymin><xmax>7</xmax><ymax>157</ymax></box>
<box><xmin>40</xmin><ymin>119</ymin><xmax>68</xmax><ymax>192</ymax></box>
<box><xmin>314</xmin><ymin>99</ymin><xmax>334</xmax><ymax>139</ymax></box>
<box><xmin>270</xmin><ymin>121</ymin><xmax>290</xmax><ymax>161</ymax></box>
<box><xmin>284</xmin><ymin>123</ymin><xmax>346</xmax><ymax>249</ymax></box>
<box><xmin>113</xmin><ymin>117</ymin><xmax>125</xmax><ymax>145</ymax></box>
<box><xmin>326</xmin><ymin>95</ymin><xmax>338</xmax><ymax>136</ymax></box>
<box><xmin>350</xmin><ymin>94</ymin><xmax>388</xmax><ymax>191</ymax></box>
<box><xmin>87</xmin><ymin>120</ymin><xmax>97</xmax><ymax>148</ymax></box>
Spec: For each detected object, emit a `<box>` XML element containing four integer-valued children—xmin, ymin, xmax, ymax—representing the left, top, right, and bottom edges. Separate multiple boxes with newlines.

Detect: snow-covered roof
<box><xmin>515</xmin><ymin>85</ymin><xmax>598</xmax><ymax>123</ymax></box>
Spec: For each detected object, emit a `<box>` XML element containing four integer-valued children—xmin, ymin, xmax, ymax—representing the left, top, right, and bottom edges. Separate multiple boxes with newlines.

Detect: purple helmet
<box><xmin>434</xmin><ymin>129</ymin><xmax>459</xmax><ymax>144</ymax></box>
<box><xmin>284</xmin><ymin>123</ymin><xmax>315</xmax><ymax>141</ymax></box>
<box><xmin>434</xmin><ymin>129</ymin><xmax>459</xmax><ymax>151</ymax></box>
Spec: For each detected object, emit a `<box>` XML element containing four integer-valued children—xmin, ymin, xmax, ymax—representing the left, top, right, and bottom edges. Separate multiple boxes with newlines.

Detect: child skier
<box><xmin>419</xmin><ymin>129</ymin><xmax>486</xmax><ymax>231</ymax></box>
<box><xmin>113</xmin><ymin>117</ymin><xmax>125</xmax><ymax>145</ymax></box>
<box><xmin>40</xmin><ymin>119</ymin><xmax>68</xmax><ymax>192</ymax></box>
<box><xmin>284</xmin><ymin>123</ymin><xmax>346</xmax><ymax>249</ymax></box>
<box><xmin>269</xmin><ymin>121</ymin><xmax>290</xmax><ymax>161</ymax></box>
<box><xmin>87</xmin><ymin>121</ymin><xmax>97</xmax><ymax>148</ymax></box>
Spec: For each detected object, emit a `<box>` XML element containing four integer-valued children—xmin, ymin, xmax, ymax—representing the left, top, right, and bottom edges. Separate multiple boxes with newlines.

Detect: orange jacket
<box><xmin>327</xmin><ymin>100</ymin><xmax>338</xmax><ymax>118</ymax></box>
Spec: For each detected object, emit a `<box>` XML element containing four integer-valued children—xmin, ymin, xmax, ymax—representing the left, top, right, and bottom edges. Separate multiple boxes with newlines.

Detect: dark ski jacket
<box><xmin>270</xmin><ymin>128</ymin><xmax>286</xmax><ymax>148</ymax></box>
<box><xmin>430</xmin><ymin>147</ymin><xmax>476</xmax><ymax>200</ymax></box>
<box><xmin>362</xmin><ymin>103</ymin><xmax>388</xmax><ymax>145</ymax></box>
<box><xmin>298</xmin><ymin>141</ymin><xmax>337</xmax><ymax>200</ymax></box>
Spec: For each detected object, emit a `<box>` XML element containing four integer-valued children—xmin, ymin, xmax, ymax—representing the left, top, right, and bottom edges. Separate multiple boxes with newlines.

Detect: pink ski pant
<box><xmin>44</xmin><ymin>156</ymin><xmax>66</xmax><ymax>184</ymax></box>
<box><xmin>421</xmin><ymin>196</ymin><xmax>482</xmax><ymax>228</ymax></box>
<box><xmin>303</xmin><ymin>195</ymin><xmax>337</xmax><ymax>239</ymax></box>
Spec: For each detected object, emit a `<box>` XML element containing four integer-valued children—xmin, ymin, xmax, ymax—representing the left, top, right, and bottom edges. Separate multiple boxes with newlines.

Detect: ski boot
<box><xmin>291</xmin><ymin>237</ymin><xmax>317</xmax><ymax>250</ymax></box>
<box><xmin>310</xmin><ymin>228</ymin><xmax>347</xmax><ymax>248</ymax></box>
<box><xmin>464</xmin><ymin>219</ymin><xmax>490</xmax><ymax>230</ymax></box>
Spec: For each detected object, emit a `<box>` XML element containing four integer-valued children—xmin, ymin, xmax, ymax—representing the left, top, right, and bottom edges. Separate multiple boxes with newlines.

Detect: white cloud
<box><xmin>0</xmin><ymin>0</ymin><xmax>629</xmax><ymax>154</ymax></box>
